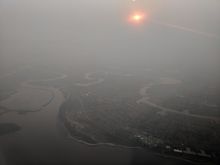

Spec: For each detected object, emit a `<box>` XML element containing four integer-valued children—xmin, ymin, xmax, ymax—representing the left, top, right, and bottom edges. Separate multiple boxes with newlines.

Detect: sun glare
<box><xmin>133</xmin><ymin>14</ymin><xmax>142</xmax><ymax>21</ymax></box>
<box><xmin>128</xmin><ymin>11</ymin><xmax>146</xmax><ymax>25</ymax></box>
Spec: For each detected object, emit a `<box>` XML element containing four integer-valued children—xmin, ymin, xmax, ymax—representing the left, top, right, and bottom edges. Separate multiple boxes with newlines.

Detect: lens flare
<box><xmin>128</xmin><ymin>11</ymin><xmax>146</xmax><ymax>25</ymax></box>
<box><xmin>133</xmin><ymin>14</ymin><xmax>142</xmax><ymax>21</ymax></box>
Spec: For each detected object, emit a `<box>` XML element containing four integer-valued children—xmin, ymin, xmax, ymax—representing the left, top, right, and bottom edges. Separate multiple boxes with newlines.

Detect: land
<box><xmin>0</xmin><ymin>66</ymin><xmax>219</xmax><ymax>164</ymax></box>
<box><xmin>57</xmin><ymin>68</ymin><xmax>220</xmax><ymax>164</ymax></box>
<box><xmin>0</xmin><ymin>123</ymin><xmax>21</xmax><ymax>136</ymax></box>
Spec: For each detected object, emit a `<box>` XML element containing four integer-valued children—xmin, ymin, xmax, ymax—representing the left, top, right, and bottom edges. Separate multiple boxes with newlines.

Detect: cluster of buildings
<box><xmin>135</xmin><ymin>134</ymin><xmax>216</xmax><ymax>161</ymax></box>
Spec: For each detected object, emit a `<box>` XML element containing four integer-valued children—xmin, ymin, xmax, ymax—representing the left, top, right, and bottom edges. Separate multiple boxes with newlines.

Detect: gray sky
<box><xmin>0</xmin><ymin>0</ymin><xmax>220</xmax><ymax>72</ymax></box>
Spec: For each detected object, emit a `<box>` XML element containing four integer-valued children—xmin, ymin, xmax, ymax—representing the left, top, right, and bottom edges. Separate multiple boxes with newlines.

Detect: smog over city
<box><xmin>0</xmin><ymin>0</ymin><xmax>220</xmax><ymax>165</ymax></box>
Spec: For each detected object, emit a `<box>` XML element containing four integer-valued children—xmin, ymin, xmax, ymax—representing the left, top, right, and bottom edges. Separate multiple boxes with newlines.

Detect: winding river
<box><xmin>136</xmin><ymin>83</ymin><xmax>220</xmax><ymax>123</ymax></box>
<box><xmin>0</xmin><ymin>71</ymin><xmax>196</xmax><ymax>165</ymax></box>
<box><xmin>76</xmin><ymin>71</ymin><xmax>219</xmax><ymax>122</ymax></box>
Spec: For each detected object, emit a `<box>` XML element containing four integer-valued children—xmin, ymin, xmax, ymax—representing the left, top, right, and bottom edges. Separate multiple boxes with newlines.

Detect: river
<box><xmin>136</xmin><ymin>83</ymin><xmax>220</xmax><ymax>123</ymax></box>
<box><xmin>0</xmin><ymin>73</ymin><xmax>196</xmax><ymax>165</ymax></box>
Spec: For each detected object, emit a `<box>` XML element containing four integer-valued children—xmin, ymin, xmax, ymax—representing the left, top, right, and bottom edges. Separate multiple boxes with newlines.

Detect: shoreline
<box><xmin>0</xmin><ymin>73</ymin><xmax>67</xmax><ymax>115</ymax></box>
<box><xmin>61</xmin><ymin>121</ymin><xmax>202</xmax><ymax>165</ymax></box>
<box><xmin>58</xmin><ymin>101</ymin><xmax>213</xmax><ymax>165</ymax></box>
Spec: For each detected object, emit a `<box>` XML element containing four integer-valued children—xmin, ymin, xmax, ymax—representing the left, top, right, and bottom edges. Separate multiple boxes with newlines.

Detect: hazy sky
<box><xmin>0</xmin><ymin>0</ymin><xmax>220</xmax><ymax>72</ymax></box>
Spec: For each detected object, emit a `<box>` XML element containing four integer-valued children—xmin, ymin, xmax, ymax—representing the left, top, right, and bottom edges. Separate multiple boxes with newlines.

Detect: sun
<box><xmin>128</xmin><ymin>12</ymin><xmax>146</xmax><ymax>24</ymax></box>
<box><xmin>133</xmin><ymin>14</ymin><xmax>142</xmax><ymax>21</ymax></box>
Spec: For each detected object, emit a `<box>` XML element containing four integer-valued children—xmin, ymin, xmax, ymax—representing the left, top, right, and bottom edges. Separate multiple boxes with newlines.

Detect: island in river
<box><xmin>0</xmin><ymin>66</ymin><xmax>211</xmax><ymax>165</ymax></box>
<box><xmin>58</xmin><ymin>68</ymin><xmax>220</xmax><ymax>164</ymax></box>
